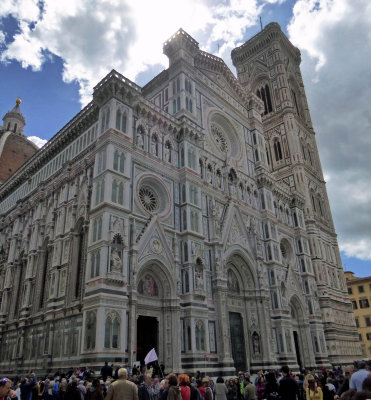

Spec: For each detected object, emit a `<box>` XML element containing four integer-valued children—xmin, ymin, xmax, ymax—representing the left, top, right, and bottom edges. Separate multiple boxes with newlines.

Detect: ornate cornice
<box><xmin>231</xmin><ymin>22</ymin><xmax>301</xmax><ymax>66</ymax></box>
<box><xmin>0</xmin><ymin>102</ymin><xmax>98</xmax><ymax>201</ymax></box>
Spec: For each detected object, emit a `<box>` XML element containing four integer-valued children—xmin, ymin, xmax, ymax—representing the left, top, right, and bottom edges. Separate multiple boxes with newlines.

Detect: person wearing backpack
<box><xmin>263</xmin><ymin>372</ymin><xmax>280</xmax><ymax>400</ymax></box>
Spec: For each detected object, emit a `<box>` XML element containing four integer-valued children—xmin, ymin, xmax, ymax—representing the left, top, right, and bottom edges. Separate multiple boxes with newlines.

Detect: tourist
<box><xmin>65</xmin><ymin>380</ymin><xmax>82</xmax><ymax>400</ymax></box>
<box><xmin>86</xmin><ymin>379</ymin><xmax>103</xmax><ymax>400</ymax></box>
<box><xmin>201</xmin><ymin>378</ymin><xmax>212</xmax><ymax>400</ymax></box>
<box><xmin>100</xmin><ymin>364</ymin><xmax>112</xmax><ymax>383</ymax></box>
<box><xmin>167</xmin><ymin>375</ymin><xmax>181</xmax><ymax>400</ymax></box>
<box><xmin>305</xmin><ymin>375</ymin><xmax>322</xmax><ymax>400</ymax></box>
<box><xmin>350</xmin><ymin>362</ymin><xmax>370</xmax><ymax>392</ymax></box>
<box><xmin>214</xmin><ymin>378</ymin><xmax>227</xmax><ymax>400</ymax></box>
<box><xmin>263</xmin><ymin>372</ymin><xmax>279</xmax><ymax>400</ymax></box>
<box><xmin>278</xmin><ymin>366</ymin><xmax>298</xmax><ymax>400</ymax></box>
<box><xmin>323</xmin><ymin>378</ymin><xmax>336</xmax><ymax>400</ymax></box>
<box><xmin>20</xmin><ymin>375</ymin><xmax>37</xmax><ymax>400</ymax></box>
<box><xmin>242</xmin><ymin>377</ymin><xmax>256</xmax><ymax>400</ymax></box>
<box><xmin>138</xmin><ymin>374</ymin><xmax>154</xmax><ymax>400</ymax></box>
<box><xmin>1</xmin><ymin>378</ymin><xmax>17</xmax><ymax>400</ymax></box>
<box><xmin>105</xmin><ymin>368</ymin><xmax>138</xmax><ymax>400</ymax></box>
<box><xmin>226</xmin><ymin>379</ymin><xmax>237</xmax><ymax>400</ymax></box>
<box><xmin>158</xmin><ymin>379</ymin><xmax>169</xmax><ymax>400</ymax></box>
<box><xmin>255</xmin><ymin>377</ymin><xmax>265</xmax><ymax>400</ymax></box>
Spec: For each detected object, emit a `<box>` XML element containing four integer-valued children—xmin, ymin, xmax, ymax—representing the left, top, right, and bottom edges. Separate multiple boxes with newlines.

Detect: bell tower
<box><xmin>232</xmin><ymin>23</ymin><xmax>361</xmax><ymax>364</ymax></box>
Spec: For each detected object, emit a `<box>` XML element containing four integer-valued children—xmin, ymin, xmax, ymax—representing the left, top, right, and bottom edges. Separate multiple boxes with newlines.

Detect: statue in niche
<box><xmin>164</xmin><ymin>141</ymin><xmax>172</xmax><ymax>162</ymax></box>
<box><xmin>252</xmin><ymin>331</ymin><xmax>261</xmax><ymax>355</ymax></box>
<box><xmin>110</xmin><ymin>234</ymin><xmax>123</xmax><ymax>273</ymax></box>
<box><xmin>216</xmin><ymin>172</ymin><xmax>222</xmax><ymax>188</ymax></box>
<box><xmin>206</xmin><ymin>166</ymin><xmax>212</xmax><ymax>184</ymax></box>
<box><xmin>195</xmin><ymin>258</ymin><xmax>204</xmax><ymax>289</ymax></box>
<box><xmin>136</xmin><ymin>132</ymin><xmax>144</xmax><ymax>149</ymax></box>
<box><xmin>138</xmin><ymin>274</ymin><xmax>158</xmax><ymax>296</ymax></box>
<box><xmin>227</xmin><ymin>269</ymin><xmax>240</xmax><ymax>293</ymax></box>
<box><xmin>196</xmin><ymin>270</ymin><xmax>204</xmax><ymax>289</ymax></box>
<box><xmin>110</xmin><ymin>247</ymin><xmax>122</xmax><ymax>272</ymax></box>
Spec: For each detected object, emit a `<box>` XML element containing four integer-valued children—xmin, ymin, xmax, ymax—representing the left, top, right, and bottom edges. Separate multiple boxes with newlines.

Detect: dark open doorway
<box><xmin>229</xmin><ymin>312</ymin><xmax>247</xmax><ymax>373</ymax></box>
<box><xmin>137</xmin><ymin>316</ymin><xmax>158</xmax><ymax>365</ymax></box>
<box><xmin>293</xmin><ymin>330</ymin><xmax>302</xmax><ymax>370</ymax></box>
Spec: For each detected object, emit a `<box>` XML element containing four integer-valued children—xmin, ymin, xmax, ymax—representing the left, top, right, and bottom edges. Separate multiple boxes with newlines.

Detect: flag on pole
<box><xmin>144</xmin><ymin>348</ymin><xmax>158</xmax><ymax>365</ymax></box>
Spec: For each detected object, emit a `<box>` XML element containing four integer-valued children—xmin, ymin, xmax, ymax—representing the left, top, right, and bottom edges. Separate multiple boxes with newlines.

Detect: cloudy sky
<box><xmin>0</xmin><ymin>0</ymin><xmax>370</xmax><ymax>277</ymax></box>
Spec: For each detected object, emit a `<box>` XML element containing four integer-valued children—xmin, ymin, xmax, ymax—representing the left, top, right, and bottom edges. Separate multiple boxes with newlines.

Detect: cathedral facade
<box><xmin>0</xmin><ymin>23</ymin><xmax>361</xmax><ymax>376</ymax></box>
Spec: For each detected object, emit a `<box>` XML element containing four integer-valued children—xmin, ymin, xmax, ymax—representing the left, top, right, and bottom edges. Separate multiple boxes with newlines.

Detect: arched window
<box><xmin>90</xmin><ymin>250</ymin><xmax>100</xmax><ymax>278</ymax></box>
<box><xmin>173</xmin><ymin>100</ymin><xmax>176</xmax><ymax>114</ymax></box>
<box><xmin>293</xmin><ymin>212</ymin><xmax>298</xmax><ymax>227</ymax></box>
<box><xmin>119</xmin><ymin>153</ymin><xmax>125</xmax><ymax>172</ymax></box>
<box><xmin>182</xmin><ymin>270</ymin><xmax>190</xmax><ymax>293</ymax></box>
<box><xmin>190</xmin><ymin>99</ymin><xmax>193</xmax><ymax>113</ymax></box>
<box><xmin>85</xmin><ymin>311</ymin><xmax>96</xmax><ymax>350</ymax></box>
<box><xmin>291</xmin><ymin>89</ymin><xmax>300</xmax><ymax>116</ymax></box>
<box><xmin>116</xmin><ymin>110</ymin><xmax>121</xmax><ymax>130</ymax></box>
<box><xmin>113</xmin><ymin>150</ymin><xmax>119</xmax><ymax>170</ymax></box>
<box><xmin>177</xmin><ymin>96</ymin><xmax>180</xmax><ymax>111</ymax></box>
<box><xmin>256</xmin><ymin>84</ymin><xmax>273</xmax><ymax>114</ymax></box>
<box><xmin>183</xmin><ymin>242</ymin><xmax>188</xmax><ymax>262</ymax></box>
<box><xmin>195</xmin><ymin>320</ymin><xmax>205</xmax><ymax>351</ymax></box>
<box><xmin>182</xmin><ymin>209</ymin><xmax>187</xmax><ymax>231</ymax></box>
<box><xmin>104</xmin><ymin>313</ymin><xmax>121</xmax><ymax>349</ymax></box>
<box><xmin>6</xmin><ymin>122</ymin><xmax>10</xmax><ymax>130</ymax></box>
<box><xmin>13</xmin><ymin>123</ymin><xmax>17</xmax><ymax>133</ymax></box>
<box><xmin>186</xmin><ymin>97</ymin><xmax>189</xmax><ymax>111</ymax></box>
<box><xmin>39</xmin><ymin>239</ymin><xmax>50</xmax><ymax>309</ymax></box>
<box><xmin>273</xmin><ymin>138</ymin><xmax>283</xmax><ymax>161</ymax></box>
<box><xmin>121</xmin><ymin>113</ymin><xmax>127</xmax><ymax>133</ymax></box>
<box><xmin>112</xmin><ymin>180</ymin><xmax>117</xmax><ymax>203</ymax></box>
<box><xmin>266</xmin><ymin>145</ymin><xmax>270</xmax><ymax>165</ymax></box>
<box><xmin>118</xmin><ymin>182</ymin><xmax>124</xmax><ymax>205</ymax></box>
<box><xmin>271</xmin><ymin>291</ymin><xmax>279</xmax><ymax>309</ymax></box>
<box><xmin>300</xmin><ymin>259</ymin><xmax>305</xmax><ymax>272</ymax></box>
<box><xmin>264</xmin><ymin>223</ymin><xmax>270</xmax><ymax>239</ymax></box>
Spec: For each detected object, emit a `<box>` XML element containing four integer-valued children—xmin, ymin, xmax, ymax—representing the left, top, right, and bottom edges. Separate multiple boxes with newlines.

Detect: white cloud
<box><xmin>27</xmin><ymin>135</ymin><xmax>47</xmax><ymax>148</ymax></box>
<box><xmin>0</xmin><ymin>0</ymin><xmax>284</xmax><ymax>105</ymax></box>
<box><xmin>288</xmin><ymin>0</ymin><xmax>371</xmax><ymax>260</ymax></box>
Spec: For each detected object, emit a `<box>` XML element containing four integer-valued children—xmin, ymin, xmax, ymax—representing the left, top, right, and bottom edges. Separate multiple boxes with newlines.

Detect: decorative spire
<box><xmin>2</xmin><ymin>98</ymin><xmax>26</xmax><ymax>135</ymax></box>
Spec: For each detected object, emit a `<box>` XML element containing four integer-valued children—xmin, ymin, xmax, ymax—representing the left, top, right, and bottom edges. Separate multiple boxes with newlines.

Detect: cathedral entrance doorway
<box><xmin>229</xmin><ymin>312</ymin><xmax>246</xmax><ymax>373</ymax></box>
<box><xmin>293</xmin><ymin>331</ymin><xmax>302</xmax><ymax>370</ymax></box>
<box><xmin>137</xmin><ymin>316</ymin><xmax>158</xmax><ymax>366</ymax></box>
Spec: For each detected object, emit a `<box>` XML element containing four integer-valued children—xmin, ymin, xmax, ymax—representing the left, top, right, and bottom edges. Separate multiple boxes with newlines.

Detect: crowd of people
<box><xmin>1</xmin><ymin>361</ymin><xmax>371</xmax><ymax>400</ymax></box>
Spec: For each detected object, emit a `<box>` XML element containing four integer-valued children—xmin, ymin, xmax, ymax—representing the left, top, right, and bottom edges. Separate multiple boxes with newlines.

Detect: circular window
<box><xmin>208</xmin><ymin>112</ymin><xmax>241</xmax><ymax>159</ymax></box>
<box><xmin>211</xmin><ymin>123</ymin><xmax>229</xmax><ymax>153</ymax></box>
<box><xmin>136</xmin><ymin>174</ymin><xmax>172</xmax><ymax>217</ymax></box>
<box><xmin>139</xmin><ymin>185</ymin><xmax>159</xmax><ymax>212</ymax></box>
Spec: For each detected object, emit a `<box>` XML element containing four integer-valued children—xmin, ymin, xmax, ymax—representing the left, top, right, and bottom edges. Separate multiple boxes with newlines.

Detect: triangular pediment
<box><xmin>137</xmin><ymin>215</ymin><xmax>175</xmax><ymax>268</ymax></box>
<box><xmin>195</xmin><ymin>53</ymin><xmax>249</xmax><ymax>105</ymax></box>
<box><xmin>221</xmin><ymin>202</ymin><xmax>254</xmax><ymax>255</ymax></box>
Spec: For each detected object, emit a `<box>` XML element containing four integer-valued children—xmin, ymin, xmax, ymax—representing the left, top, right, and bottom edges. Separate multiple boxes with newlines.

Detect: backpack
<box><xmin>267</xmin><ymin>392</ymin><xmax>281</xmax><ymax>400</ymax></box>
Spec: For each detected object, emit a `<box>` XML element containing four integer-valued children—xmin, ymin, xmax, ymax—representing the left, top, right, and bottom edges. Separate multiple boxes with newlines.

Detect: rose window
<box><xmin>211</xmin><ymin>123</ymin><xmax>229</xmax><ymax>153</ymax></box>
<box><xmin>139</xmin><ymin>186</ymin><xmax>159</xmax><ymax>212</ymax></box>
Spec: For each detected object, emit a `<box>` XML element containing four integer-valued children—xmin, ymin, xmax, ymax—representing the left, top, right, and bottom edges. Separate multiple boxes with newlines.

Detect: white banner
<box><xmin>144</xmin><ymin>348</ymin><xmax>158</xmax><ymax>364</ymax></box>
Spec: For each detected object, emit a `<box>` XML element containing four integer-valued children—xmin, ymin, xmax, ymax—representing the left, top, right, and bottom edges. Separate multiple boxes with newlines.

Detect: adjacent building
<box><xmin>345</xmin><ymin>271</ymin><xmax>371</xmax><ymax>359</ymax></box>
<box><xmin>0</xmin><ymin>23</ymin><xmax>361</xmax><ymax>376</ymax></box>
